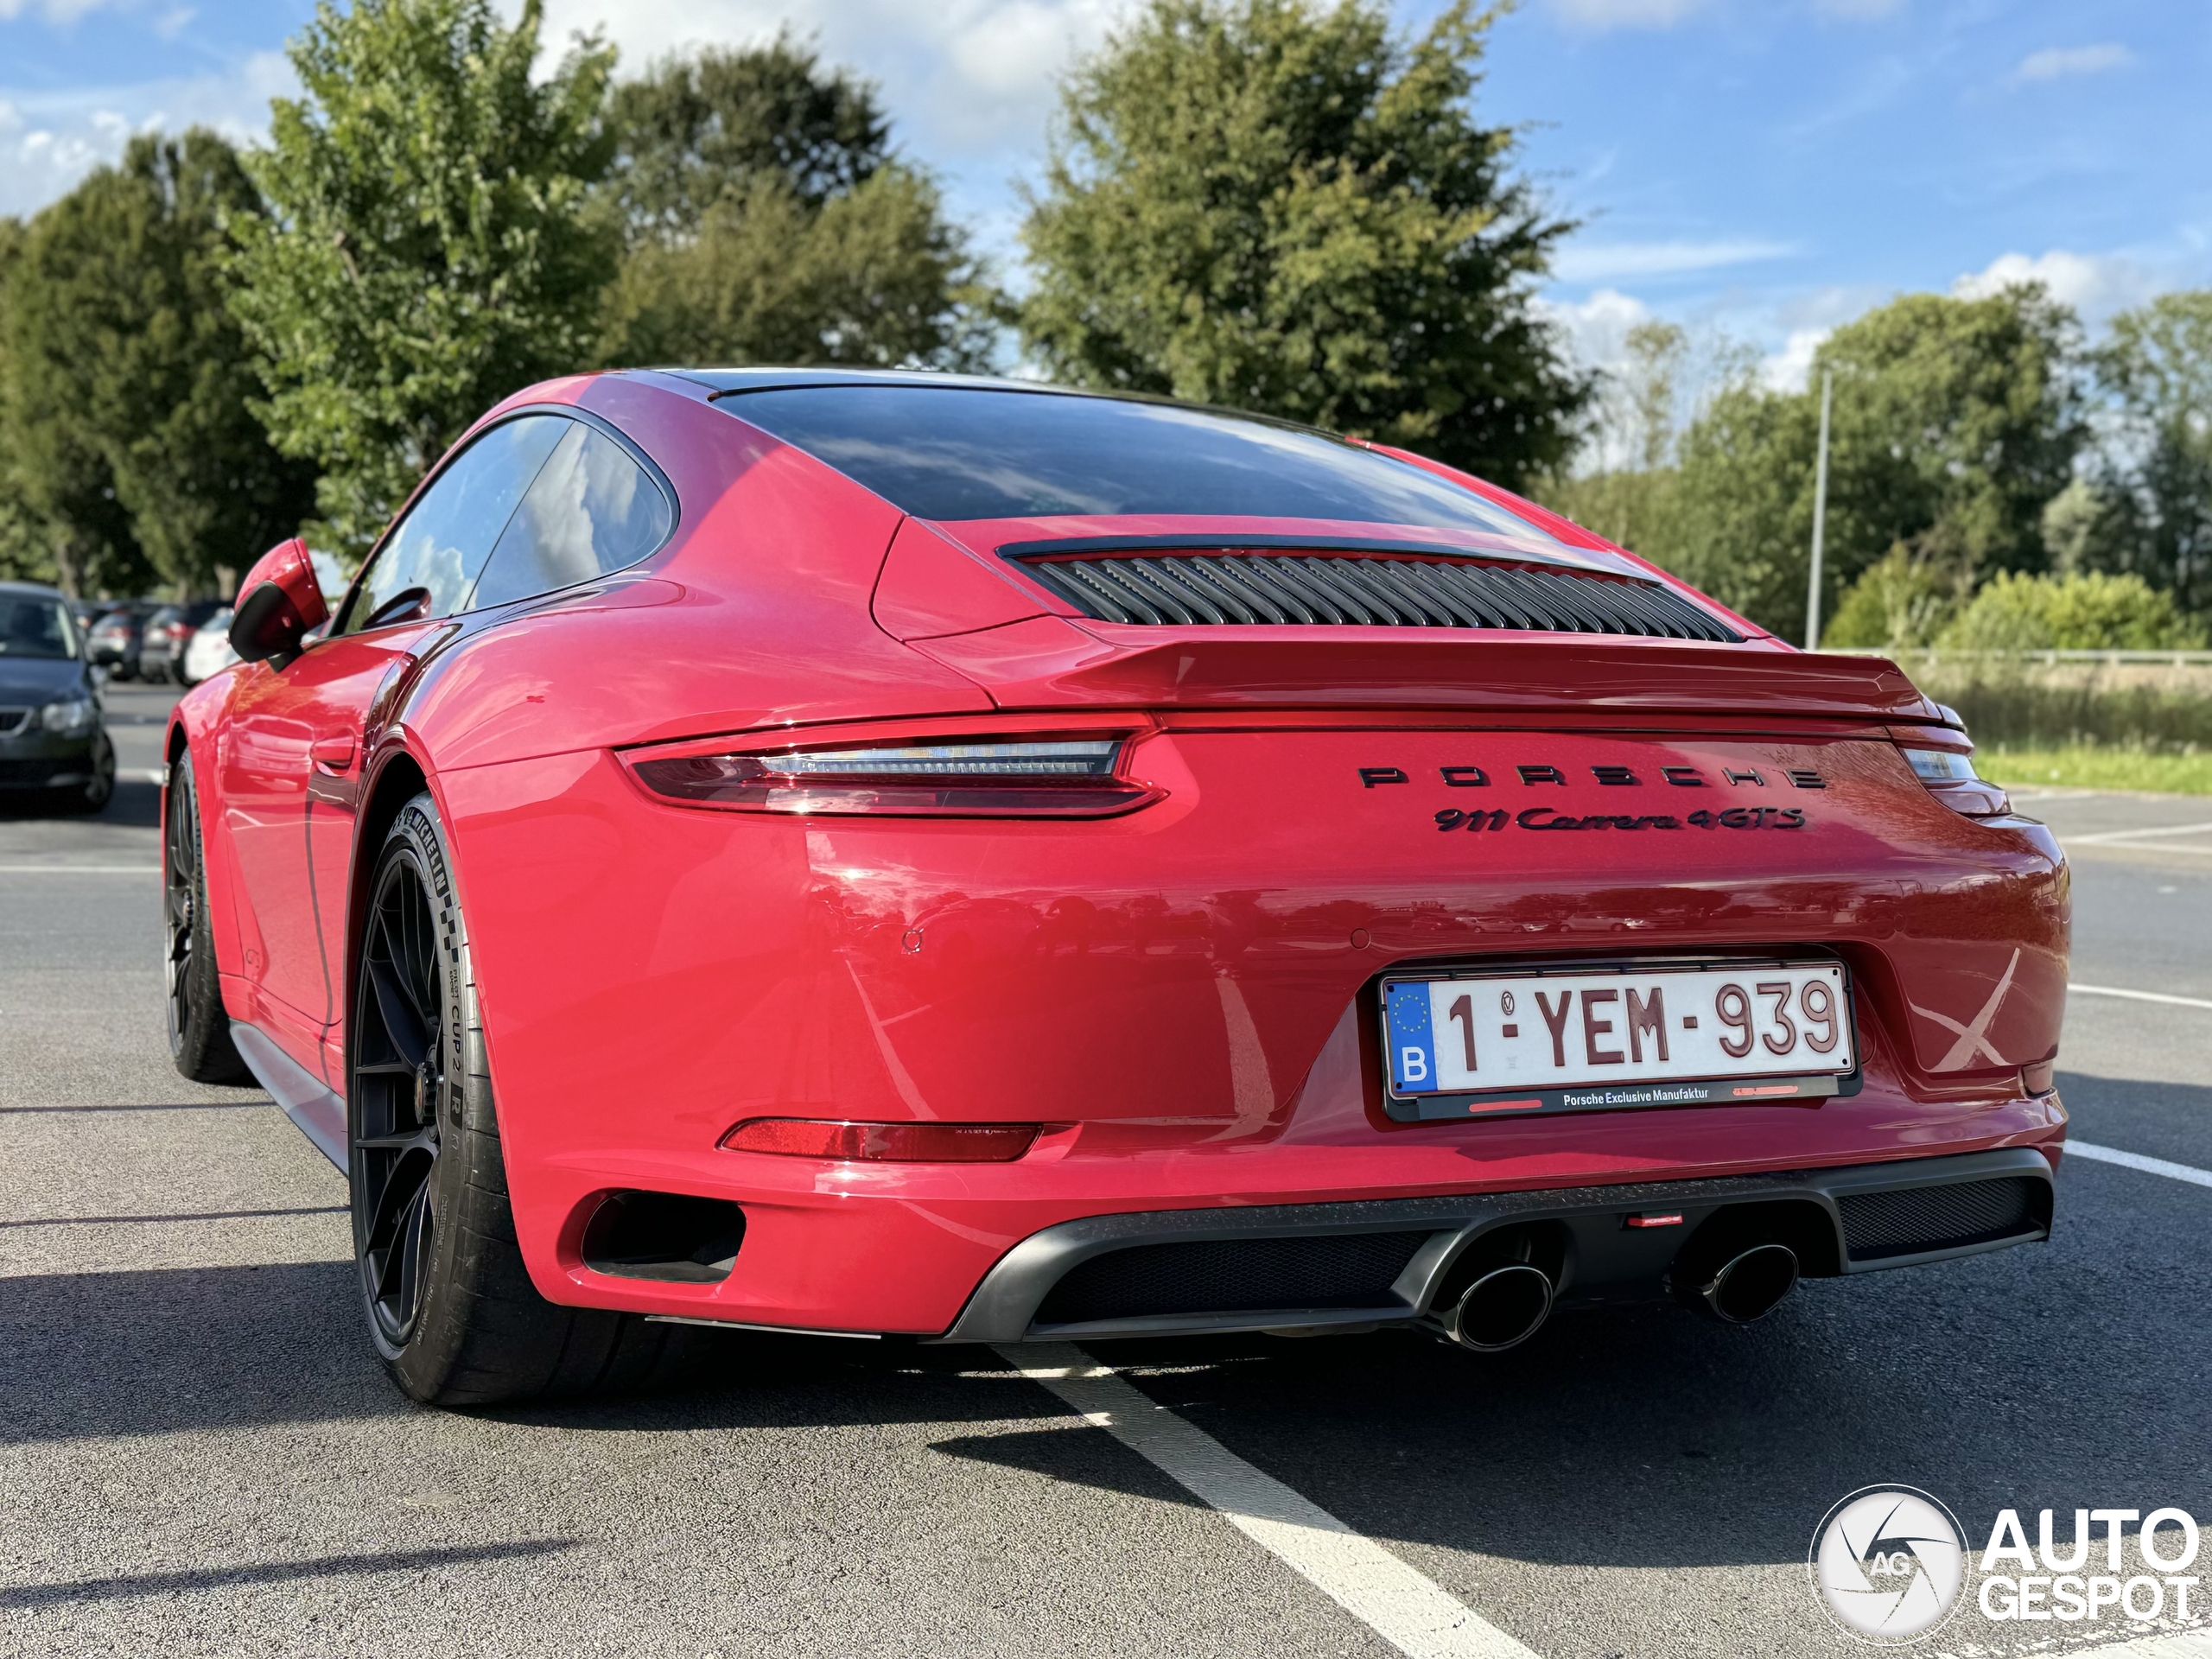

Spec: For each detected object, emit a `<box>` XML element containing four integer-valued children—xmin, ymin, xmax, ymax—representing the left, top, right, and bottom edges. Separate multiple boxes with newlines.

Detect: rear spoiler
<box><xmin>911</xmin><ymin>618</ymin><xmax>1948</xmax><ymax>724</ymax></box>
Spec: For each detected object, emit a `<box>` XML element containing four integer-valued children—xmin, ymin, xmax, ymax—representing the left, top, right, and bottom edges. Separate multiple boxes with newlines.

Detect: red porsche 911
<box><xmin>164</xmin><ymin>369</ymin><xmax>2067</xmax><ymax>1405</ymax></box>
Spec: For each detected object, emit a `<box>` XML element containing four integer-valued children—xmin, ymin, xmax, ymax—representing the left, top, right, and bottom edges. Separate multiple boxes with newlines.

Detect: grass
<box><xmin>1976</xmin><ymin>744</ymin><xmax>2212</xmax><ymax>796</ymax></box>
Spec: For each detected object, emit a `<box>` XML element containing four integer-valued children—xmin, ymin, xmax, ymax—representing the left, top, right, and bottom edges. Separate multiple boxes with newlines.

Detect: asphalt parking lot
<box><xmin>3</xmin><ymin>685</ymin><xmax>2209</xmax><ymax>1659</ymax></box>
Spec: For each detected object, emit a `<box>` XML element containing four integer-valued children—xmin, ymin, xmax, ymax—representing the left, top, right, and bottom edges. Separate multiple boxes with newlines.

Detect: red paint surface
<box><xmin>167</xmin><ymin>372</ymin><xmax>2070</xmax><ymax>1336</ymax></box>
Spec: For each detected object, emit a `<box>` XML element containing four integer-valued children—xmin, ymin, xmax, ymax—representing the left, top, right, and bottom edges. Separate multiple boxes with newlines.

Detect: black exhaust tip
<box><xmin>1685</xmin><ymin>1241</ymin><xmax>1798</xmax><ymax>1325</ymax></box>
<box><xmin>1445</xmin><ymin>1262</ymin><xmax>1554</xmax><ymax>1351</ymax></box>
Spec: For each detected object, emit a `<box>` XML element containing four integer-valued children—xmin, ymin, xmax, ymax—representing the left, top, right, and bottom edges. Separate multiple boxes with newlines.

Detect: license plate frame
<box><xmin>1376</xmin><ymin>955</ymin><xmax>1860</xmax><ymax>1123</ymax></box>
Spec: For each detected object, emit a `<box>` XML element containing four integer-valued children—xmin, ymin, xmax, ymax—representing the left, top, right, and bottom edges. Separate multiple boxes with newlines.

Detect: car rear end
<box><xmin>433</xmin><ymin>375</ymin><xmax>2066</xmax><ymax>1350</ymax></box>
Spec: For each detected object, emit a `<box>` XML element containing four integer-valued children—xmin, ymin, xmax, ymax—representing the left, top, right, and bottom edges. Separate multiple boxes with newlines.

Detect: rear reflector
<box><xmin>1625</xmin><ymin>1212</ymin><xmax>1684</xmax><ymax>1229</ymax></box>
<box><xmin>629</xmin><ymin>738</ymin><xmax>1158</xmax><ymax>818</ymax></box>
<box><xmin>721</xmin><ymin>1119</ymin><xmax>1042</xmax><ymax>1162</ymax></box>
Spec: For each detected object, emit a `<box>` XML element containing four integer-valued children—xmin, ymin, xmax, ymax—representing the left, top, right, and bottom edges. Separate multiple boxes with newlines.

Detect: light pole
<box><xmin>1805</xmin><ymin>365</ymin><xmax>1833</xmax><ymax>651</ymax></box>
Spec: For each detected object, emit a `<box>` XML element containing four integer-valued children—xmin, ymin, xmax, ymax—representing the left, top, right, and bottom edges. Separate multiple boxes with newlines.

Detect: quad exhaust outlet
<box><xmin>1443</xmin><ymin>1262</ymin><xmax>1554</xmax><ymax>1352</ymax></box>
<box><xmin>1681</xmin><ymin>1241</ymin><xmax>1799</xmax><ymax>1325</ymax></box>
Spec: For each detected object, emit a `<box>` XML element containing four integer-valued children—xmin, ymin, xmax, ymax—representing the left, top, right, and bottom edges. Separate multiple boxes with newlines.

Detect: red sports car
<box><xmin>164</xmin><ymin>370</ymin><xmax>2067</xmax><ymax>1405</ymax></box>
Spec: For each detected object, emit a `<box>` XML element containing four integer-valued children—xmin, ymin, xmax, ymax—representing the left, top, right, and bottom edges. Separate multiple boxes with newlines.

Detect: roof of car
<box><xmin>0</xmin><ymin>580</ymin><xmax>67</xmax><ymax>600</ymax></box>
<box><xmin>657</xmin><ymin>368</ymin><xmax>1074</xmax><ymax>398</ymax></box>
<box><xmin>650</xmin><ymin>367</ymin><xmax>1352</xmax><ymax>446</ymax></box>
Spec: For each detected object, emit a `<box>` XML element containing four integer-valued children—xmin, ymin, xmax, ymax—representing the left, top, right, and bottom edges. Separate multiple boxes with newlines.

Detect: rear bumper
<box><xmin>938</xmin><ymin>1145</ymin><xmax>2056</xmax><ymax>1344</ymax></box>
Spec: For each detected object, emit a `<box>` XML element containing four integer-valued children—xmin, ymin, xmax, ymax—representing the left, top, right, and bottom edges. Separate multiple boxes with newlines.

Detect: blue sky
<box><xmin>3</xmin><ymin>0</ymin><xmax>2205</xmax><ymax>390</ymax></box>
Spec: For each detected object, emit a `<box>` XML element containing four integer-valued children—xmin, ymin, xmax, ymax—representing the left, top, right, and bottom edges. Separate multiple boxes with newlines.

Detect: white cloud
<box><xmin>1761</xmin><ymin>327</ymin><xmax>1829</xmax><ymax>392</ymax></box>
<box><xmin>1537</xmin><ymin>287</ymin><xmax>1654</xmax><ymax>372</ymax></box>
<box><xmin>531</xmin><ymin>0</ymin><xmax>1128</xmax><ymax>161</ymax></box>
<box><xmin>2011</xmin><ymin>43</ymin><xmax>2133</xmax><ymax>86</ymax></box>
<box><xmin>1548</xmin><ymin>0</ymin><xmax>1710</xmax><ymax>30</ymax></box>
<box><xmin>1951</xmin><ymin>249</ymin><xmax>2163</xmax><ymax>319</ymax></box>
<box><xmin>0</xmin><ymin>49</ymin><xmax>294</xmax><ymax>215</ymax></box>
<box><xmin>0</xmin><ymin>0</ymin><xmax>124</xmax><ymax>19</ymax></box>
<box><xmin>1553</xmin><ymin>238</ymin><xmax>1796</xmax><ymax>283</ymax></box>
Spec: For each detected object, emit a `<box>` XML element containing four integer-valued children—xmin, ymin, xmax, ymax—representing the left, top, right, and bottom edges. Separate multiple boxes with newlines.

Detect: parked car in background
<box><xmin>86</xmin><ymin>601</ymin><xmax>161</xmax><ymax>679</ymax></box>
<box><xmin>180</xmin><ymin>607</ymin><xmax>238</xmax><ymax>686</ymax></box>
<box><xmin>141</xmin><ymin>601</ymin><xmax>227</xmax><ymax>684</ymax></box>
<box><xmin>1</xmin><ymin>580</ymin><xmax>113</xmax><ymax>812</ymax></box>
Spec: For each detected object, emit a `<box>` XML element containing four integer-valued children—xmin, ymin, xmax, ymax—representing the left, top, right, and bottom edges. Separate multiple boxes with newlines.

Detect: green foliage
<box><xmin>1535</xmin><ymin>467</ymin><xmax>1676</xmax><ymax>563</ymax></box>
<box><xmin>1018</xmin><ymin>0</ymin><xmax>1588</xmax><ymax>491</ymax></box>
<box><xmin>231</xmin><ymin>0</ymin><xmax>619</xmax><ymax>556</ymax></box>
<box><xmin>597</xmin><ymin>41</ymin><xmax>991</xmax><ymax>372</ymax></box>
<box><xmin>1653</xmin><ymin>378</ymin><xmax>1820</xmax><ymax>632</ymax></box>
<box><xmin>7</xmin><ymin>132</ymin><xmax>316</xmax><ymax>596</ymax></box>
<box><xmin>1593</xmin><ymin>287</ymin><xmax>2086</xmax><ymax>637</ymax></box>
<box><xmin>1978</xmin><ymin>745</ymin><xmax>2212</xmax><ymax>797</ymax></box>
<box><xmin>0</xmin><ymin>207</ymin><xmax>152</xmax><ymax>595</ymax></box>
<box><xmin>1821</xmin><ymin>546</ymin><xmax>1958</xmax><ymax>650</ymax></box>
<box><xmin>600</xmin><ymin>168</ymin><xmax>994</xmax><ymax>371</ymax></box>
<box><xmin>1935</xmin><ymin>569</ymin><xmax>2207</xmax><ymax>652</ymax></box>
<box><xmin>2084</xmin><ymin>290</ymin><xmax>2212</xmax><ymax>612</ymax></box>
<box><xmin>605</xmin><ymin>34</ymin><xmax>890</xmax><ymax>236</ymax></box>
<box><xmin>1815</xmin><ymin>288</ymin><xmax>2084</xmax><ymax>584</ymax></box>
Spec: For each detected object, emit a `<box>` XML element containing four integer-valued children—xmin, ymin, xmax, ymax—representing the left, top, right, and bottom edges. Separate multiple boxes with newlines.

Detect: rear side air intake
<box><xmin>1009</xmin><ymin>545</ymin><xmax>1741</xmax><ymax>643</ymax></box>
<box><xmin>1837</xmin><ymin>1177</ymin><xmax>2047</xmax><ymax>1262</ymax></box>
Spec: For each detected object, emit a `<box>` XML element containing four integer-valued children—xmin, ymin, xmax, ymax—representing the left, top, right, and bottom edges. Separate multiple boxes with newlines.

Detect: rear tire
<box><xmin>164</xmin><ymin>751</ymin><xmax>250</xmax><ymax>1084</ymax></box>
<box><xmin>350</xmin><ymin>791</ymin><xmax>694</xmax><ymax>1407</ymax></box>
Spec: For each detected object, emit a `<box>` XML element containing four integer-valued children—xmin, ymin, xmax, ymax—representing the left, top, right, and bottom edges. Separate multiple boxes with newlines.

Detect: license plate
<box><xmin>1380</xmin><ymin>959</ymin><xmax>1854</xmax><ymax>1122</ymax></box>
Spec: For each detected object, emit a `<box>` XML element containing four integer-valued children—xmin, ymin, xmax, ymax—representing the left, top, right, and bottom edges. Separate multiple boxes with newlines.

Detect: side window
<box><xmin>467</xmin><ymin>424</ymin><xmax>673</xmax><ymax>612</ymax></box>
<box><xmin>340</xmin><ymin>416</ymin><xmax>567</xmax><ymax>634</ymax></box>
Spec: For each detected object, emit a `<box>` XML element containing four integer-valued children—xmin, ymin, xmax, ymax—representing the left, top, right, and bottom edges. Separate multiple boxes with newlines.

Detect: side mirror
<box><xmin>229</xmin><ymin>538</ymin><xmax>331</xmax><ymax>664</ymax></box>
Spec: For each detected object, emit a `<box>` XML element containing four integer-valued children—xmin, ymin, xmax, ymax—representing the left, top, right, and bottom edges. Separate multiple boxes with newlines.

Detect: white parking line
<box><xmin>2067</xmin><ymin>1141</ymin><xmax>2212</xmax><ymax>1190</ymax></box>
<box><xmin>2066</xmin><ymin>820</ymin><xmax>2212</xmax><ymax>846</ymax></box>
<box><xmin>2072</xmin><ymin>982</ymin><xmax>2212</xmax><ymax>1012</ymax></box>
<box><xmin>1001</xmin><ymin>1343</ymin><xmax>1537</xmax><ymax>1659</ymax></box>
<box><xmin>2063</xmin><ymin>1624</ymin><xmax>2212</xmax><ymax>1657</ymax></box>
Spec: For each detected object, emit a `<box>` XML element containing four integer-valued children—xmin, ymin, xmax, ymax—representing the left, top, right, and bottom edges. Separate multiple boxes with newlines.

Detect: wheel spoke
<box><xmin>364</xmin><ymin>949</ymin><xmax>429</xmax><ymax>1070</ymax></box>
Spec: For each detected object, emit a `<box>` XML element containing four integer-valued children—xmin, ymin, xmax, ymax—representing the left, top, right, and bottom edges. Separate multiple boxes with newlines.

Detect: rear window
<box><xmin>721</xmin><ymin>386</ymin><xmax>1557</xmax><ymax>541</ymax></box>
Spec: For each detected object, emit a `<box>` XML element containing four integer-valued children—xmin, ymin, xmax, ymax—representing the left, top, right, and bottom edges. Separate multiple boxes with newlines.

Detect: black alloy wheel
<box><xmin>163</xmin><ymin>752</ymin><xmax>249</xmax><ymax>1084</ymax></box>
<box><xmin>352</xmin><ymin>841</ymin><xmax>451</xmax><ymax>1348</ymax></box>
<box><xmin>348</xmin><ymin>793</ymin><xmax>699</xmax><ymax>1405</ymax></box>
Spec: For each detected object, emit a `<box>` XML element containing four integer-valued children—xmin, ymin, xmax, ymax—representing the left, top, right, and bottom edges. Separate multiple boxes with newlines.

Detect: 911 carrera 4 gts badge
<box><xmin>1437</xmin><ymin>806</ymin><xmax>1807</xmax><ymax>831</ymax></box>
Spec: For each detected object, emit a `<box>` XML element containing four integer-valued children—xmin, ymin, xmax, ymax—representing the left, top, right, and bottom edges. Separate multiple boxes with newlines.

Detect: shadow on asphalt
<box><xmin>7</xmin><ymin>1118</ymin><xmax>2202</xmax><ymax>1577</ymax></box>
<box><xmin>0</xmin><ymin>778</ymin><xmax>157</xmax><ymax>829</ymax></box>
<box><xmin>930</xmin><ymin>1152</ymin><xmax>2210</xmax><ymax>1570</ymax></box>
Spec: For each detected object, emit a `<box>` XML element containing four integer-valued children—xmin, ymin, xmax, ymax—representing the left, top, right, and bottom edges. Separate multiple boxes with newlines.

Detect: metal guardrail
<box><xmin>1823</xmin><ymin>648</ymin><xmax>2212</xmax><ymax>667</ymax></box>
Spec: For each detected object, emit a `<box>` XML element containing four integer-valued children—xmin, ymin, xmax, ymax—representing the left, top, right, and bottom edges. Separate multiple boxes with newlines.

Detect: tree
<box><xmin>2085</xmin><ymin>291</ymin><xmax>2212</xmax><ymax>613</ymax></box>
<box><xmin>1813</xmin><ymin>286</ymin><xmax>2084</xmax><ymax>587</ymax></box>
<box><xmin>5</xmin><ymin>132</ymin><xmax>317</xmax><ymax>596</ymax></box>
<box><xmin>597</xmin><ymin>41</ymin><xmax>991</xmax><ymax>372</ymax></box>
<box><xmin>1018</xmin><ymin>0</ymin><xmax>1588</xmax><ymax>491</ymax></box>
<box><xmin>604</xmin><ymin>34</ymin><xmax>890</xmax><ymax>237</ymax></box>
<box><xmin>1609</xmin><ymin>286</ymin><xmax>2085</xmax><ymax>637</ymax></box>
<box><xmin>0</xmin><ymin>212</ymin><xmax>152</xmax><ymax>596</ymax></box>
<box><xmin>231</xmin><ymin>0</ymin><xmax>619</xmax><ymax>557</ymax></box>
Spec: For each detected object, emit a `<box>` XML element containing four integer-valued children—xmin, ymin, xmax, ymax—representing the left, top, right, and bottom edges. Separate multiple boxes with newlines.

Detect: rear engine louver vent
<box><xmin>1013</xmin><ymin>550</ymin><xmax>1740</xmax><ymax>642</ymax></box>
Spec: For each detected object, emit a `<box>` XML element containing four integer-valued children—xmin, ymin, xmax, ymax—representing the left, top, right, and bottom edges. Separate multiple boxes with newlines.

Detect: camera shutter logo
<box><xmin>1809</xmin><ymin>1486</ymin><xmax>1967</xmax><ymax>1643</ymax></box>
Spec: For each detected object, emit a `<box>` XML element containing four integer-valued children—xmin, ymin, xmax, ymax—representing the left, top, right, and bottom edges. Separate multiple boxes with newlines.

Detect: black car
<box><xmin>0</xmin><ymin>582</ymin><xmax>115</xmax><ymax>812</ymax></box>
<box><xmin>139</xmin><ymin>600</ymin><xmax>226</xmax><ymax>684</ymax></box>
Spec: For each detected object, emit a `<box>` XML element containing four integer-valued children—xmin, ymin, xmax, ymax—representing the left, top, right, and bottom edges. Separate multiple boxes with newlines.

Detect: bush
<box><xmin>1821</xmin><ymin>547</ymin><xmax>1957</xmax><ymax>648</ymax></box>
<box><xmin>1934</xmin><ymin>569</ymin><xmax>2207</xmax><ymax>652</ymax></box>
